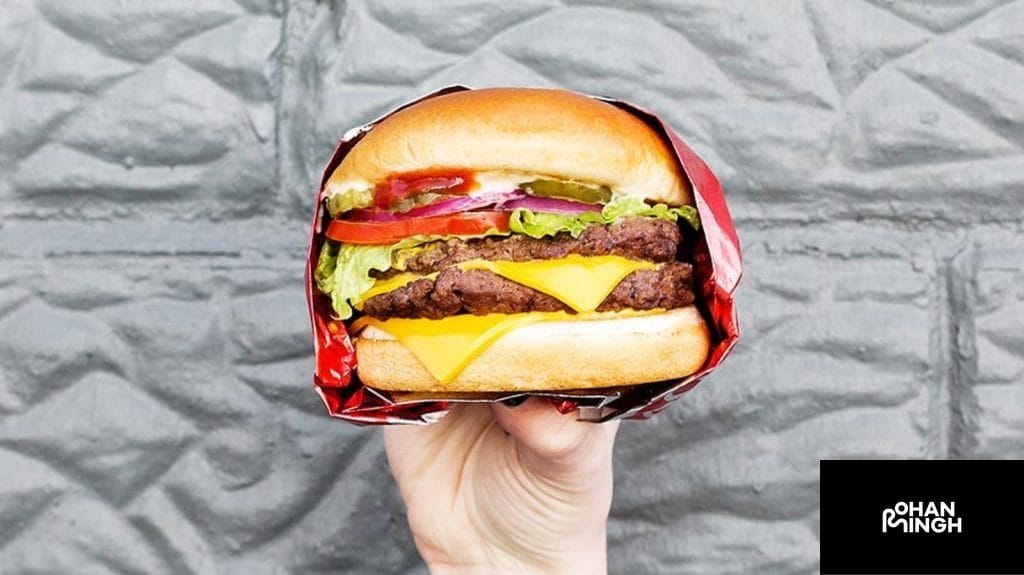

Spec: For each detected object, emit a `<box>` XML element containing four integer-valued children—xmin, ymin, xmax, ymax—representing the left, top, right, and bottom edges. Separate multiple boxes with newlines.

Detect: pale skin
<box><xmin>384</xmin><ymin>397</ymin><xmax>619</xmax><ymax>575</ymax></box>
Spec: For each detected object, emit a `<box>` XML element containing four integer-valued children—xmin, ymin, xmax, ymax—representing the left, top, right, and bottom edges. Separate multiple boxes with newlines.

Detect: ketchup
<box><xmin>373</xmin><ymin>169</ymin><xmax>476</xmax><ymax>209</ymax></box>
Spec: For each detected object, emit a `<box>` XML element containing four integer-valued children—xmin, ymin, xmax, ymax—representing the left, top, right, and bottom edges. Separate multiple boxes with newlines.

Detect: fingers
<box><xmin>384</xmin><ymin>404</ymin><xmax>494</xmax><ymax>477</ymax></box>
<box><xmin>490</xmin><ymin>397</ymin><xmax>620</xmax><ymax>473</ymax></box>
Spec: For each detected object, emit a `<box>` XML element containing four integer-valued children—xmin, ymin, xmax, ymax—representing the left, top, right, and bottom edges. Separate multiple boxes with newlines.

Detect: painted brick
<box><xmin>960</xmin><ymin>247</ymin><xmax>1024</xmax><ymax>459</ymax></box>
<box><xmin>0</xmin><ymin>1</ymin><xmax>279</xmax><ymax>221</ymax></box>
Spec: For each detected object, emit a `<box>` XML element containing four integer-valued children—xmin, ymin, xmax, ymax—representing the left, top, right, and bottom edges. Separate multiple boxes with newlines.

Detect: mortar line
<box><xmin>271</xmin><ymin>0</ymin><xmax>289</xmax><ymax>220</ymax></box>
<box><xmin>929</xmin><ymin>255</ymin><xmax>953</xmax><ymax>460</ymax></box>
<box><xmin>944</xmin><ymin>245</ymin><xmax>979</xmax><ymax>459</ymax></box>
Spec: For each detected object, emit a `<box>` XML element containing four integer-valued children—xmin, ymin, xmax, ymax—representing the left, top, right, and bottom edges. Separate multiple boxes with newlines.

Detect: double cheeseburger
<box><xmin>313</xmin><ymin>88</ymin><xmax>710</xmax><ymax>392</ymax></box>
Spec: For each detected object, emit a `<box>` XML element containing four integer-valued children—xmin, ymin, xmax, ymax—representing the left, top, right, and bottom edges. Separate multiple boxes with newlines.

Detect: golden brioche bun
<box><xmin>355</xmin><ymin>307</ymin><xmax>710</xmax><ymax>392</ymax></box>
<box><xmin>326</xmin><ymin>88</ymin><xmax>692</xmax><ymax>207</ymax></box>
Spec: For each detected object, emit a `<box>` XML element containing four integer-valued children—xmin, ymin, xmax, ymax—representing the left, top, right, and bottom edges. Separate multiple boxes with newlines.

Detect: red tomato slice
<box><xmin>373</xmin><ymin>170</ymin><xmax>475</xmax><ymax>209</ymax></box>
<box><xmin>325</xmin><ymin>211</ymin><xmax>510</xmax><ymax>244</ymax></box>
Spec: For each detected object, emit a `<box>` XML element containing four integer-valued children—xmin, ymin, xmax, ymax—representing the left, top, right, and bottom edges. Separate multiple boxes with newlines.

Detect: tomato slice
<box><xmin>373</xmin><ymin>170</ymin><xmax>475</xmax><ymax>209</ymax></box>
<box><xmin>325</xmin><ymin>211</ymin><xmax>510</xmax><ymax>244</ymax></box>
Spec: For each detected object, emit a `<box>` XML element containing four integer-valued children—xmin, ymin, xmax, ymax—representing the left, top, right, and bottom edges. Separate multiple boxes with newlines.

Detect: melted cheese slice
<box><xmin>355</xmin><ymin>312</ymin><xmax>552</xmax><ymax>383</ymax></box>
<box><xmin>351</xmin><ymin>309</ymin><xmax>662</xmax><ymax>384</ymax></box>
<box><xmin>459</xmin><ymin>254</ymin><xmax>655</xmax><ymax>312</ymax></box>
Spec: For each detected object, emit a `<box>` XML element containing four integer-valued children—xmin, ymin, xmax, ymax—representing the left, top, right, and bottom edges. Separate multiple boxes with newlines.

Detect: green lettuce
<box><xmin>509</xmin><ymin>195</ymin><xmax>700</xmax><ymax>239</ymax></box>
<box><xmin>314</xmin><ymin>243</ymin><xmax>393</xmax><ymax>320</ymax></box>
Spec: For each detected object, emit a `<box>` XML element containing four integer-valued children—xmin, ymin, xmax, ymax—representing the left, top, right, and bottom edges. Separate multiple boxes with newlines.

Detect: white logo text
<box><xmin>882</xmin><ymin>501</ymin><xmax>961</xmax><ymax>534</ymax></box>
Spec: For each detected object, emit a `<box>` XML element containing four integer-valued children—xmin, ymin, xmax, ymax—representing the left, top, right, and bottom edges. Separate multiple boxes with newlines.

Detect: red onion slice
<box><xmin>348</xmin><ymin>189</ymin><xmax>527</xmax><ymax>221</ymax></box>
<box><xmin>498</xmin><ymin>197</ymin><xmax>603</xmax><ymax>215</ymax></box>
<box><xmin>344</xmin><ymin>189</ymin><xmax>602</xmax><ymax>221</ymax></box>
<box><xmin>401</xmin><ymin>189</ymin><xmax>527</xmax><ymax>218</ymax></box>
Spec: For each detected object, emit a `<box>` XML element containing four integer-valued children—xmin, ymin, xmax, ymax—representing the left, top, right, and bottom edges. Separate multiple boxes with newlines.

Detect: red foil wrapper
<box><xmin>305</xmin><ymin>86</ymin><xmax>742</xmax><ymax>425</ymax></box>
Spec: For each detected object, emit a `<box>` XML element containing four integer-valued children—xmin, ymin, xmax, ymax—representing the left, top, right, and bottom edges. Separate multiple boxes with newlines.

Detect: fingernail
<box><xmin>500</xmin><ymin>395</ymin><xmax>528</xmax><ymax>407</ymax></box>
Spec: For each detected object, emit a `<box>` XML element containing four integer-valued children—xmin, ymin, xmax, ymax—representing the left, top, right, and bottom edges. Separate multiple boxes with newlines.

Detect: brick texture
<box><xmin>1</xmin><ymin>1</ymin><xmax>1022</xmax><ymax>573</ymax></box>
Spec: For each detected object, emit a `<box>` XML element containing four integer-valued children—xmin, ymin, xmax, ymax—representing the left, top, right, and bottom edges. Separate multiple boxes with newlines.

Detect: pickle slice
<box><xmin>326</xmin><ymin>188</ymin><xmax>373</xmax><ymax>216</ymax></box>
<box><xmin>391</xmin><ymin>192</ymin><xmax>447</xmax><ymax>213</ymax></box>
<box><xmin>520</xmin><ymin>179</ymin><xmax>612</xmax><ymax>204</ymax></box>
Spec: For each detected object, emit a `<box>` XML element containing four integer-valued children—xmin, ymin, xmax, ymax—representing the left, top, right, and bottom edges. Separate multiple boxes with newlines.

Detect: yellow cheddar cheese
<box><xmin>458</xmin><ymin>254</ymin><xmax>655</xmax><ymax>312</ymax></box>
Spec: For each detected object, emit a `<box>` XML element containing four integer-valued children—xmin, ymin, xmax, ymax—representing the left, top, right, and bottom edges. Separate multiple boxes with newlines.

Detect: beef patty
<box><xmin>378</xmin><ymin>216</ymin><xmax>682</xmax><ymax>278</ymax></box>
<box><xmin>361</xmin><ymin>262</ymin><xmax>695</xmax><ymax>320</ymax></box>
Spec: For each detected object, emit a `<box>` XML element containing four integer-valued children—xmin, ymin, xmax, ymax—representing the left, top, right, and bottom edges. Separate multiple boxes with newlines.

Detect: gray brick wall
<box><xmin>1</xmin><ymin>1</ymin><xmax>1022</xmax><ymax>573</ymax></box>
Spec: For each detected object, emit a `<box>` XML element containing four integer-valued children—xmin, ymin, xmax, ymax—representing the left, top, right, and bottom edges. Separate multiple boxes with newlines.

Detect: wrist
<box><xmin>422</xmin><ymin>530</ymin><xmax>608</xmax><ymax>575</ymax></box>
<box><xmin>427</xmin><ymin>556</ymin><xmax>606</xmax><ymax>575</ymax></box>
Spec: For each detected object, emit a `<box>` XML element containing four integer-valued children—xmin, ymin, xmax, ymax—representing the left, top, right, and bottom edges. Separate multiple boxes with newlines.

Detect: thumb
<box><xmin>490</xmin><ymin>397</ymin><xmax>620</xmax><ymax>476</ymax></box>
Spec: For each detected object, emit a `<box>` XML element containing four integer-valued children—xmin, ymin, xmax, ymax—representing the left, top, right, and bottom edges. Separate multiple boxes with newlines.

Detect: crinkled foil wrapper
<box><xmin>305</xmin><ymin>86</ymin><xmax>742</xmax><ymax>425</ymax></box>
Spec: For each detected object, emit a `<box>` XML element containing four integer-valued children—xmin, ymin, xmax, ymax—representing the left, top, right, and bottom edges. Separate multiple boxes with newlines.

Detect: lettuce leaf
<box><xmin>314</xmin><ymin>243</ymin><xmax>393</xmax><ymax>320</ymax></box>
<box><xmin>509</xmin><ymin>195</ymin><xmax>700</xmax><ymax>239</ymax></box>
<box><xmin>508</xmin><ymin>211</ymin><xmax>602</xmax><ymax>239</ymax></box>
<box><xmin>314</xmin><ymin>242</ymin><xmax>339</xmax><ymax>297</ymax></box>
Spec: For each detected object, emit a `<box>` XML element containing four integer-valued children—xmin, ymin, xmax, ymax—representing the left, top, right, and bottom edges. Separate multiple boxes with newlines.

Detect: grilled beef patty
<box><xmin>377</xmin><ymin>217</ymin><xmax>682</xmax><ymax>278</ymax></box>
<box><xmin>361</xmin><ymin>262</ymin><xmax>694</xmax><ymax>320</ymax></box>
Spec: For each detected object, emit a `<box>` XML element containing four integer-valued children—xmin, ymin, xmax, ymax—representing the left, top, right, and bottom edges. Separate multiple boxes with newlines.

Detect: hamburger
<box><xmin>313</xmin><ymin>88</ymin><xmax>710</xmax><ymax>392</ymax></box>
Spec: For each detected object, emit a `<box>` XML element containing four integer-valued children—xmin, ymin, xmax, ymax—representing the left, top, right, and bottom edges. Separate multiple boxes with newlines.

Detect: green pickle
<box><xmin>326</xmin><ymin>188</ymin><xmax>373</xmax><ymax>216</ymax></box>
<box><xmin>520</xmin><ymin>179</ymin><xmax>612</xmax><ymax>204</ymax></box>
<box><xmin>391</xmin><ymin>192</ymin><xmax>447</xmax><ymax>213</ymax></box>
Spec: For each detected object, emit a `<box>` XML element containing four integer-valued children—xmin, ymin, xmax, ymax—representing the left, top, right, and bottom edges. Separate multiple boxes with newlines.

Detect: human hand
<box><xmin>384</xmin><ymin>398</ymin><xmax>620</xmax><ymax>574</ymax></box>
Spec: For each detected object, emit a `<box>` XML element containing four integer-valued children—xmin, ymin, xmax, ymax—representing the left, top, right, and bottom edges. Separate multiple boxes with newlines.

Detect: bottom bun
<box><xmin>355</xmin><ymin>306</ymin><xmax>710</xmax><ymax>392</ymax></box>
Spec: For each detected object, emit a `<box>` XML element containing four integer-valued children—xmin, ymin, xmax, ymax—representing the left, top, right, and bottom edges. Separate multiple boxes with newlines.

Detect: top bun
<box><xmin>326</xmin><ymin>88</ymin><xmax>692</xmax><ymax>206</ymax></box>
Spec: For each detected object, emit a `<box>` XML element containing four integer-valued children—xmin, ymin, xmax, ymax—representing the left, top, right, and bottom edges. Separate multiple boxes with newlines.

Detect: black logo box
<box><xmin>821</xmin><ymin>460</ymin><xmax>1024</xmax><ymax>574</ymax></box>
